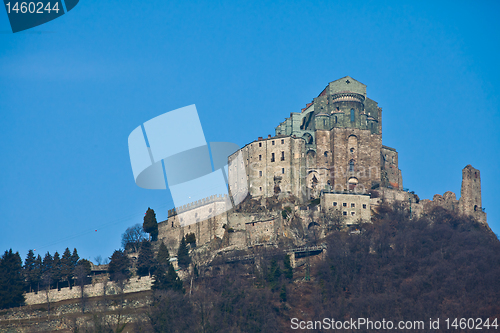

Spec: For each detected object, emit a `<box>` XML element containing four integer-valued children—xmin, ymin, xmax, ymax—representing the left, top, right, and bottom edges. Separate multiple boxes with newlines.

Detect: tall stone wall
<box><xmin>330</xmin><ymin>127</ymin><xmax>382</xmax><ymax>193</ymax></box>
<box><xmin>159</xmin><ymin>206</ymin><xmax>228</xmax><ymax>254</ymax></box>
<box><xmin>230</xmin><ymin>135</ymin><xmax>306</xmax><ymax>201</ymax></box>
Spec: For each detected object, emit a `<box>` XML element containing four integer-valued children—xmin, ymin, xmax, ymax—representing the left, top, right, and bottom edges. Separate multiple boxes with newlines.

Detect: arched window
<box><xmin>324</xmin><ymin>151</ymin><xmax>328</xmax><ymax>157</ymax></box>
<box><xmin>349</xmin><ymin>160</ymin><xmax>355</xmax><ymax>172</ymax></box>
<box><xmin>334</xmin><ymin>116</ymin><xmax>337</xmax><ymax>123</ymax></box>
<box><xmin>350</xmin><ymin>108</ymin><xmax>355</xmax><ymax>122</ymax></box>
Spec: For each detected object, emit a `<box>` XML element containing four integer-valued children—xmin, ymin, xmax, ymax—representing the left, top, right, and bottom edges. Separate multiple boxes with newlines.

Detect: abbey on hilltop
<box><xmin>158</xmin><ymin>77</ymin><xmax>487</xmax><ymax>254</ymax></box>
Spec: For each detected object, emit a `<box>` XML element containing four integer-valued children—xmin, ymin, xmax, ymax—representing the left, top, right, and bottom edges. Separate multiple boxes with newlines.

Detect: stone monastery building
<box><xmin>158</xmin><ymin>77</ymin><xmax>487</xmax><ymax>252</ymax></box>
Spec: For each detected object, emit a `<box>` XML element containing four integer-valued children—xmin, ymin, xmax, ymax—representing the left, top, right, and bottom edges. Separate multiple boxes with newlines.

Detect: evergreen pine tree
<box><xmin>52</xmin><ymin>251</ymin><xmax>62</xmax><ymax>290</ymax></box>
<box><xmin>24</xmin><ymin>250</ymin><xmax>36</xmax><ymax>292</ymax></box>
<box><xmin>177</xmin><ymin>236</ymin><xmax>190</xmax><ymax>268</ymax></box>
<box><xmin>75</xmin><ymin>259</ymin><xmax>92</xmax><ymax>285</ymax></box>
<box><xmin>34</xmin><ymin>254</ymin><xmax>42</xmax><ymax>293</ymax></box>
<box><xmin>267</xmin><ymin>259</ymin><xmax>281</xmax><ymax>291</ymax></box>
<box><xmin>279</xmin><ymin>284</ymin><xmax>287</xmax><ymax>302</ymax></box>
<box><xmin>70</xmin><ymin>248</ymin><xmax>79</xmax><ymax>288</ymax></box>
<box><xmin>284</xmin><ymin>254</ymin><xmax>293</xmax><ymax>281</ymax></box>
<box><xmin>157</xmin><ymin>241</ymin><xmax>170</xmax><ymax>265</ymax></box>
<box><xmin>108</xmin><ymin>250</ymin><xmax>131</xmax><ymax>282</ymax></box>
<box><xmin>0</xmin><ymin>249</ymin><xmax>25</xmax><ymax>309</ymax></box>
<box><xmin>41</xmin><ymin>252</ymin><xmax>54</xmax><ymax>291</ymax></box>
<box><xmin>143</xmin><ymin>207</ymin><xmax>158</xmax><ymax>241</ymax></box>
<box><xmin>137</xmin><ymin>241</ymin><xmax>155</xmax><ymax>277</ymax></box>
<box><xmin>71</xmin><ymin>248</ymin><xmax>79</xmax><ymax>269</ymax></box>
<box><xmin>61</xmin><ymin>248</ymin><xmax>73</xmax><ymax>289</ymax></box>
<box><xmin>152</xmin><ymin>262</ymin><xmax>183</xmax><ymax>292</ymax></box>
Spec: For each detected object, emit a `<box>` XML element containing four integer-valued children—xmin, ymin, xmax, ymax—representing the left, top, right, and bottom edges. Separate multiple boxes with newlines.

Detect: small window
<box><xmin>271</xmin><ymin>153</ymin><xmax>275</xmax><ymax>162</ymax></box>
<box><xmin>281</xmin><ymin>139</ymin><xmax>284</xmax><ymax>144</ymax></box>
<box><xmin>350</xmin><ymin>148</ymin><xmax>354</xmax><ymax>153</ymax></box>
<box><xmin>343</xmin><ymin>203</ymin><xmax>347</xmax><ymax>207</ymax></box>
<box><xmin>349</xmin><ymin>160</ymin><xmax>355</xmax><ymax>172</ymax></box>
<box><xmin>259</xmin><ymin>142</ymin><xmax>262</xmax><ymax>147</ymax></box>
<box><xmin>351</xmin><ymin>211</ymin><xmax>355</xmax><ymax>216</ymax></box>
<box><xmin>343</xmin><ymin>211</ymin><xmax>347</xmax><ymax>216</ymax></box>
<box><xmin>334</xmin><ymin>116</ymin><xmax>337</xmax><ymax>123</ymax></box>
<box><xmin>259</xmin><ymin>187</ymin><xmax>262</xmax><ymax>191</ymax></box>
<box><xmin>333</xmin><ymin>202</ymin><xmax>337</xmax><ymax>206</ymax></box>
<box><xmin>351</xmin><ymin>203</ymin><xmax>355</xmax><ymax>208</ymax></box>
<box><xmin>281</xmin><ymin>151</ymin><xmax>285</xmax><ymax>161</ymax></box>
<box><xmin>362</xmin><ymin>204</ymin><xmax>367</xmax><ymax>209</ymax></box>
<box><xmin>350</xmin><ymin>108</ymin><xmax>355</xmax><ymax>122</ymax></box>
<box><xmin>324</xmin><ymin>151</ymin><xmax>328</xmax><ymax>157</ymax></box>
<box><xmin>282</xmin><ymin>168</ymin><xmax>285</xmax><ymax>174</ymax></box>
<box><xmin>259</xmin><ymin>171</ymin><xmax>262</xmax><ymax>177</ymax></box>
<box><xmin>259</xmin><ymin>155</ymin><xmax>262</xmax><ymax>161</ymax></box>
<box><xmin>272</xmin><ymin>141</ymin><xmax>275</xmax><ymax>145</ymax></box>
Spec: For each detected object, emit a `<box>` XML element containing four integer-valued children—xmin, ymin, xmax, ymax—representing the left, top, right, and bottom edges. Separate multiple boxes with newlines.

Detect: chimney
<box><xmin>258</xmin><ymin>137</ymin><xmax>263</xmax><ymax>141</ymax></box>
<box><xmin>268</xmin><ymin>134</ymin><xmax>271</xmax><ymax>139</ymax></box>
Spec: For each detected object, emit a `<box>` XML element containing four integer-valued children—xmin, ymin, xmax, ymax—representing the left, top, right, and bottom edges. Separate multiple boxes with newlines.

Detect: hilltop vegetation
<box><xmin>131</xmin><ymin>204</ymin><xmax>500</xmax><ymax>332</ymax></box>
<box><xmin>1</xmin><ymin>204</ymin><xmax>499</xmax><ymax>332</ymax></box>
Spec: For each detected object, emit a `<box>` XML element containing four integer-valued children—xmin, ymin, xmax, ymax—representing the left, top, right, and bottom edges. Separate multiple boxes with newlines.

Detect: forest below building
<box><xmin>0</xmin><ymin>204</ymin><xmax>499</xmax><ymax>332</ymax></box>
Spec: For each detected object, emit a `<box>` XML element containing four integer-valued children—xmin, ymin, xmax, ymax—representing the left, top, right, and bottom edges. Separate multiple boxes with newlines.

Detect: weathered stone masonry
<box><xmin>158</xmin><ymin>76</ymin><xmax>487</xmax><ymax>255</ymax></box>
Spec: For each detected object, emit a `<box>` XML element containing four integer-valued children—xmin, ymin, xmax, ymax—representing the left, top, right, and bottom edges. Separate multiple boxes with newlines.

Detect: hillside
<box><xmin>2</xmin><ymin>204</ymin><xmax>499</xmax><ymax>332</ymax></box>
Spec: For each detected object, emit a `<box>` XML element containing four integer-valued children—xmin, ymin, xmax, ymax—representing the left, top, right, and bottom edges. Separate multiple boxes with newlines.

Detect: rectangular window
<box><xmin>351</xmin><ymin>211</ymin><xmax>355</xmax><ymax>216</ymax></box>
<box><xmin>281</xmin><ymin>151</ymin><xmax>285</xmax><ymax>161</ymax></box>
<box><xmin>282</xmin><ymin>168</ymin><xmax>285</xmax><ymax>174</ymax></box>
<box><xmin>272</xmin><ymin>141</ymin><xmax>275</xmax><ymax>145</ymax></box>
<box><xmin>259</xmin><ymin>142</ymin><xmax>262</xmax><ymax>147</ymax></box>
<box><xmin>333</xmin><ymin>202</ymin><xmax>337</xmax><ymax>206</ymax></box>
<box><xmin>259</xmin><ymin>155</ymin><xmax>262</xmax><ymax>161</ymax></box>
<box><xmin>281</xmin><ymin>139</ymin><xmax>284</xmax><ymax>144</ymax></box>
<box><xmin>259</xmin><ymin>171</ymin><xmax>262</xmax><ymax>177</ymax></box>
<box><xmin>351</xmin><ymin>203</ymin><xmax>355</xmax><ymax>208</ymax></box>
<box><xmin>343</xmin><ymin>203</ymin><xmax>347</xmax><ymax>207</ymax></box>
<box><xmin>363</xmin><ymin>204</ymin><xmax>367</xmax><ymax>209</ymax></box>
<box><xmin>343</xmin><ymin>211</ymin><xmax>347</xmax><ymax>216</ymax></box>
<box><xmin>271</xmin><ymin>153</ymin><xmax>275</xmax><ymax>162</ymax></box>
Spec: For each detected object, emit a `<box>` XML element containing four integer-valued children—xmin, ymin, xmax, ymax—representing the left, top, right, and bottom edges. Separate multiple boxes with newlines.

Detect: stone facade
<box><xmin>157</xmin><ymin>76</ymin><xmax>488</xmax><ymax>257</ymax></box>
<box><xmin>321</xmin><ymin>193</ymin><xmax>371</xmax><ymax>224</ymax></box>
<box><xmin>228</xmin><ymin>135</ymin><xmax>306</xmax><ymax>201</ymax></box>
<box><xmin>459</xmin><ymin>165</ymin><xmax>486</xmax><ymax>222</ymax></box>
<box><xmin>274</xmin><ymin>76</ymin><xmax>394</xmax><ymax>197</ymax></box>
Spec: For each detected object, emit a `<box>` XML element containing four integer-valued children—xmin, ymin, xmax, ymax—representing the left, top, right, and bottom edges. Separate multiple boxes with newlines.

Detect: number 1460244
<box><xmin>5</xmin><ymin>2</ymin><xmax>60</xmax><ymax>14</ymax></box>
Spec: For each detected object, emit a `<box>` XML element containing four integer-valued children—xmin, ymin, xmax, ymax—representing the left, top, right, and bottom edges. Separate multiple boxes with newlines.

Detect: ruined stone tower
<box><xmin>459</xmin><ymin>165</ymin><xmax>486</xmax><ymax>223</ymax></box>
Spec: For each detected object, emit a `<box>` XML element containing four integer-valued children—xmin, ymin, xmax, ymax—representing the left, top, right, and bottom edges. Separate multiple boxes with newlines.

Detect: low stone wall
<box><xmin>24</xmin><ymin>276</ymin><xmax>153</xmax><ymax>305</ymax></box>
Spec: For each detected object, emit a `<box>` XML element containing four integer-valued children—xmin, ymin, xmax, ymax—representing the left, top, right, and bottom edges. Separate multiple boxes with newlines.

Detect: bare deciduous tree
<box><xmin>121</xmin><ymin>224</ymin><xmax>147</xmax><ymax>253</ymax></box>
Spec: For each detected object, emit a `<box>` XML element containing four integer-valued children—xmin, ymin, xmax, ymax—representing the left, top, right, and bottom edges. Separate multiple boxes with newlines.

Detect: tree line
<box><xmin>0</xmin><ymin>247</ymin><xmax>91</xmax><ymax>310</ymax></box>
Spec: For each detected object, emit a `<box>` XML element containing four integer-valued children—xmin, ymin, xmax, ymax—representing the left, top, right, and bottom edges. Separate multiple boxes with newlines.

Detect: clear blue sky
<box><xmin>1</xmin><ymin>0</ymin><xmax>499</xmax><ymax>263</ymax></box>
